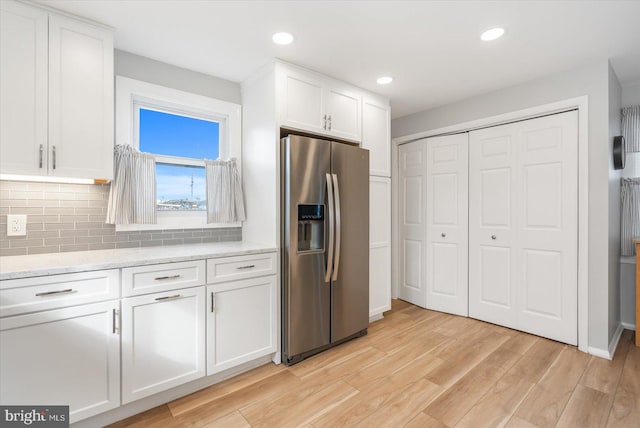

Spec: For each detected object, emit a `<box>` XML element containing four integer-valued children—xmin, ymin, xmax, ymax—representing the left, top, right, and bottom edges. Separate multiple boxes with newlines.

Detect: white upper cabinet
<box><xmin>0</xmin><ymin>1</ymin><xmax>48</xmax><ymax>176</ymax></box>
<box><xmin>325</xmin><ymin>84</ymin><xmax>361</xmax><ymax>141</ymax></box>
<box><xmin>278</xmin><ymin>63</ymin><xmax>362</xmax><ymax>142</ymax></box>
<box><xmin>279</xmin><ymin>67</ymin><xmax>325</xmax><ymax>135</ymax></box>
<box><xmin>48</xmin><ymin>14</ymin><xmax>113</xmax><ymax>180</ymax></box>
<box><xmin>362</xmin><ymin>96</ymin><xmax>391</xmax><ymax>177</ymax></box>
<box><xmin>0</xmin><ymin>1</ymin><xmax>113</xmax><ymax>180</ymax></box>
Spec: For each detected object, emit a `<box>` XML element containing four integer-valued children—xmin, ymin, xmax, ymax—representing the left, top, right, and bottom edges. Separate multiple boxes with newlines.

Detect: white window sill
<box><xmin>115</xmin><ymin>211</ymin><xmax>240</xmax><ymax>232</ymax></box>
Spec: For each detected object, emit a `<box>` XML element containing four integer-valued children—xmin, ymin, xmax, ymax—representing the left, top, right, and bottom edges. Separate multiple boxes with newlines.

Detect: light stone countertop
<box><xmin>0</xmin><ymin>242</ymin><xmax>277</xmax><ymax>280</ymax></box>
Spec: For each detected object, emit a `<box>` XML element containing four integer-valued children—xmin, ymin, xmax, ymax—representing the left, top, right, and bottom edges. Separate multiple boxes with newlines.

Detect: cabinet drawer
<box><xmin>207</xmin><ymin>253</ymin><xmax>277</xmax><ymax>284</ymax></box>
<box><xmin>122</xmin><ymin>260</ymin><xmax>205</xmax><ymax>297</ymax></box>
<box><xmin>0</xmin><ymin>270</ymin><xmax>119</xmax><ymax>317</ymax></box>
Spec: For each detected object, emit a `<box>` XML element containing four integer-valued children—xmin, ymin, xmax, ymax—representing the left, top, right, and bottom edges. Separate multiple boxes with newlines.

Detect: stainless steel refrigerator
<box><xmin>281</xmin><ymin>134</ymin><xmax>369</xmax><ymax>365</ymax></box>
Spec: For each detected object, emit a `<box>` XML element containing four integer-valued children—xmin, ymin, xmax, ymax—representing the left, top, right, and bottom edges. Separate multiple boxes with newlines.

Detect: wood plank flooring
<box><xmin>109</xmin><ymin>300</ymin><xmax>639</xmax><ymax>428</ymax></box>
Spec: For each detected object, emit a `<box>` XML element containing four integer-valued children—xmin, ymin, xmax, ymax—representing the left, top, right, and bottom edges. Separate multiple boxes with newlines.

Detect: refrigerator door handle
<box><xmin>325</xmin><ymin>173</ymin><xmax>335</xmax><ymax>282</ymax></box>
<box><xmin>332</xmin><ymin>173</ymin><xmax>341</xmax><ymax>281</ymax></box>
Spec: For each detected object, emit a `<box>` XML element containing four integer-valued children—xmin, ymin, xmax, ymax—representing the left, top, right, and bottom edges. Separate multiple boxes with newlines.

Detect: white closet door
<box><xmin>425</xmin><ymin>134</ymin><xmax>468</xmax><ymax>316</ymax></box>
<box><xmin>469</xmin><ymin>122</ymin><xmax>518</xmax><ymax>328</ymax></box>
<box><xmin>517</xmin><ymin>111</ymin><xmax>578</xmax><ymax>345</ymax></box>
<box><xmin>469</xmin><ymin>111</ymin><xmax>578</xmax><ymax>345</ymax></box>
<box><xmin>398</xmin><ymin>140</ymin><xmax>427</xmax><ymax>307</ymax></box>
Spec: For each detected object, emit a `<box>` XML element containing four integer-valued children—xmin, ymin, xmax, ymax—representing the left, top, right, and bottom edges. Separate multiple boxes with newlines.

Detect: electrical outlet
<box><xmin>7</xmin><ymin>214</ymin><xmax>27</xmax><ymax>236</ymax></box>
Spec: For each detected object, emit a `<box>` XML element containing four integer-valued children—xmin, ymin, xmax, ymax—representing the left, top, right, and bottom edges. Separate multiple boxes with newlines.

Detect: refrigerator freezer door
<box><xmin>282</xmin><ymin>136</ymin><xmax>332</xmax><ymax>360</ymax></box>
<box><xmin>331</xmin><ymin>142</ymin><xmax>370</xmax><ymax>342</ymax></box>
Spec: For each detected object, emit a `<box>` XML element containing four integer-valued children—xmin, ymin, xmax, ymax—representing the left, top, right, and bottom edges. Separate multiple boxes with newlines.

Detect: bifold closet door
<box><xmin>469</xmin><ymin>110</ymin><xmax>578</xmax><ymax>345</ymax></box>
<box><xmin>398</xmin><ymin>140</ymin><xmax>427</xmax><ymax>307</ymax></box>
<box><xmin>425</xmin><ymin>134</ymin><xmax>468</xmax><ymax>316</ymax></box>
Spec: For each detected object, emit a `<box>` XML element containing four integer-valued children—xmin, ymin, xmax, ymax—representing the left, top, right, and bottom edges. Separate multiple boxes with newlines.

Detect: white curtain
<box><xmin>106</xmin><ymin>145</ymin><xmax>157</xmax><ymax>225</ymax></box>
<box><xmin>621</xmin><ymin>105</ymin><xmax>640</xmax><ymax>153</ymax></box>
<box><xmin>205</xmin><ymin>158</ymin><xmax>246</xmax><ymax>223</ymax></box>
<box><xmin>621</xmin><ymin>178</ymin><xmax>640</xmax><ymax>256</ymax></box>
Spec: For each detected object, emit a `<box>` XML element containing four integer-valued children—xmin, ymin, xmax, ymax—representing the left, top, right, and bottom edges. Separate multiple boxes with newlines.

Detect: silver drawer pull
<box><xmin>35</xmin><ymin>289</ymin><xmax>75</xmax><ymax>297</ymax></box>
<box><xmin>236</xmin><ymin>265</ymin><xmax>256</xmax><ymax>270</ymax></box>
<box><xmin>155</xmin><ymin>294</ymin><xmax>181</xmax><ymax>301</ymax></box>
<box><xmin>154</xmin><ymin>274</ymin><xmax>181</xmax><ymax>281</ymax></box>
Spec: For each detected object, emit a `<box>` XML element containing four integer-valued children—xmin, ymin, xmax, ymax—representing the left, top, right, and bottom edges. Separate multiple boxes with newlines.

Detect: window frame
<box><xmin>115</xmin><ymin>76</ymin><xmax>242</xmax><ymax>231</ymax></box>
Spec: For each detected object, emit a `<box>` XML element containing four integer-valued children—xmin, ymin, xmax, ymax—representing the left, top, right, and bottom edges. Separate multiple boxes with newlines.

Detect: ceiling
<box><xmin>35</xmin><ymin>0</ymin><xmax>640</xmax><ymax>119</ymax></box>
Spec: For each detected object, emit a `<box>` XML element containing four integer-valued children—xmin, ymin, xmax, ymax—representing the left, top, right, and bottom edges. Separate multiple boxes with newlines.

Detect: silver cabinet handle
<box><xmin>211</xmin><ymin>292</ymin><xmax>215</xmax><ymax>313</ymax></box>
<box><xmin>35</xmin><ymin>289</ymin><xmax>75</xmax><ymax>297</ymax></box>
<box><xmin>39</xmin><ymin>144</ymin><xmax>44</xmax><ymax>168</ymax></box>
<box><xmin>154</xmin><ymin>294</ymin><xmax>181</xmax><ymax>301</ymax></box>
<box><xmin>112</xmin><ymin>308</ymin><xmax>118</xmax><ymax>334</ymax></box>
<box><xmin>52</xmin><ymin>145</ymin><xmax>56</xmax><ymax>170</ymax></box>
<box><xmin>323</xmin><ymin>114</ymin><xmax>327</xmax><ymax>130</ymax></box>
<box><xmin>491</xmin><ymin>235</ymin><xmax>497</xmax><ymax>240</ymax></box>
<box><xmin>328</xmin><ymin>115</ymin><xmax>332</xmax><ymax>131</ymax></box>
<box><xmin>441</xmin><ymin>233</ymin><xmax>446</xmax><ymax>238</ymax></box>
<box><xmin>332</xmin><ymin>173</ymin><xmax>341</xmax><ymax>281</ymax></box>
<box><xmin>154</xmin><ymin>274</ymin><xmax>181</xmax><ymax>281</ymax></box>
<box><xmin>236</xmin><ymin>265</ymin><xmax>255</xmax><ymax>270</ymax></box>
<box><xmin>325</xmin><ymin>173</ymin><xmax>335</xmax><ymax>282</ymax></box>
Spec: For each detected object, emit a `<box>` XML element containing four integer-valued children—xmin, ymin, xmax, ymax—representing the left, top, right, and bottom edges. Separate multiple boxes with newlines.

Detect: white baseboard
<box><xmin>621</xmin><ymin>322</ymin><xmax>636</xmax><ymax>331</ymax></box>
<box><xmin>589</xmin><ymin>323</ymin><xmax>625</xmax><ymax>360</ymax></box>
<box><xmin>369</xmin><ymin>313</ymin><xmax>384</xmax><ymax>322</ymax></box>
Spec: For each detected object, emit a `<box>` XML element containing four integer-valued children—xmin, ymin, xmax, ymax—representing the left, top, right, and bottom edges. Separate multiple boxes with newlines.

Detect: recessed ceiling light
<box><xmin>376</xmin><ymin>76</ymin><xmax>393</xmax><ymax>85</ymax></box>
<box><xmin>272</xmin><ymin>32</ymin><xmax>294</xmax><ymax>45</ymax></box>
<box><xmin>480</xmin><ymin>27</ymin><xmax>505</xmax><ymax>41</ymax></box>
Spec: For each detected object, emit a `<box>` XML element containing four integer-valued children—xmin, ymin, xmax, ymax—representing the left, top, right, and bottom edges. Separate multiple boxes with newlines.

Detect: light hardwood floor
<box><xmin>109</xmin><ymin>300</ymin><xmax>639</xmax><ymax>428</ymax></box>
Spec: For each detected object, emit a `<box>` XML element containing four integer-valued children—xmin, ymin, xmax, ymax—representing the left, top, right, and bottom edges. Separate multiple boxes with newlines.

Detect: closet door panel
<box><xmin>517</xmin><ymin>111</ymin><xmax>578</xmax><ymax>345</ymax></box>
<box><xmin>425</xmin><ymin>134</ymin><xmax>468</xmax><ymax>316</ymax></box>
<box><xmin>469</xmin><ymin>125</ymin><xmax>518</xmax><ymax>328</ymax></box>
<box><xmin>398</xmin><ymin>140</ymin><xmax>427</xmax><ymax>307</ymax></box>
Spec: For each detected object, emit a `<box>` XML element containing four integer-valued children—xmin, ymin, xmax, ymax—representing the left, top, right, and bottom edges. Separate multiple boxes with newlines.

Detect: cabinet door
<box><xmin>425</xmin><ymin>134</ymin><xmax>468</xmax><ymax>317</ymax></box>
<box><xmin>369</xmin><ymin>177</ymin><xmax>391</xmax><ymax>317</ymax></box>
<box><xmin>279</xmin><ymin>67</ymin><xmax>325</xmax><ymax>135</ymax></box>
<box><xmin>0</xmin><ymin>301</ymin><xmax>120</xmax><ymax>423</ymax></box>
<box><xmin>362</xmin><ymin>97</ymin><xmax>391</xmax><ymax>176</ymax></box>
<box><xmin>121</xmin><ymin>287</ymin><xmax>205</xmax><ymax>404</ymax></box>
<box><xmin>207</xmin><ymin>276</ymin><xmax>277</xmax><ymax>375</ymax></box>
<box><xmin>48</xmin><ymin>14</ymin><xmax>113</xmax><ymax>180</ymax></box>
<box><xmin>325</xmin><ymin>84</ymin><xmax>361</xmax><ymax>142</ymax></box>
<box><xmin>0</xmin><ymin>1</ymin><xmax>48</xmax><ymax>176</ymax></box>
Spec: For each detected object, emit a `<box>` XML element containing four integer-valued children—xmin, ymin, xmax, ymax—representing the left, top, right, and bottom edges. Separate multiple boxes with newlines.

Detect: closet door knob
<box><xmin>441</xmin><ymin>233</ymin><xmax>446</xmax><ymax>238</ymax></box>
<box><xmin>491</xmin><ymin>235</ymin><xmax>497</xmax><ymax>240</ymax></box>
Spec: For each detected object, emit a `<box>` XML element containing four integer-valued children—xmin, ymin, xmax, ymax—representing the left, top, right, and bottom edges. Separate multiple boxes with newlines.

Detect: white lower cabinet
<box><xmin>207</xmin><ymin>276</ymin><xmax>277</xmax><ymax>375</ymax></box>
<box><xmin>121</xmin><ymin>287</ymin><xmax>206</xmax><ymax>404</ymax></box>
<box><xmin>0</xmin><ymin>301</ymin><xmax>120</xmax><ymax>423</ymax></box>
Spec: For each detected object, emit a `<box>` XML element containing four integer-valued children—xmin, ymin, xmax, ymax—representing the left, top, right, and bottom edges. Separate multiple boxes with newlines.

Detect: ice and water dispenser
<box><xmin>297</xmin><ymin>204</ymin><xmax>325</xmax><ymax>252</ymax></box>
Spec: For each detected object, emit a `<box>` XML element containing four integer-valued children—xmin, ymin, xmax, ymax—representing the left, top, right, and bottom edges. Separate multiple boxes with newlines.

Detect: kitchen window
<box><xmin>115</xmin><ymin>76</ymin><xmax>242</xmax><ymax>231</ymax></box>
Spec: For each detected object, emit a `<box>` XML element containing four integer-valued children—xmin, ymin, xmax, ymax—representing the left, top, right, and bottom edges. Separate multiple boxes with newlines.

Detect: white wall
<box><xmin>392</xmin><ymin>60</ymin><xmax>614</xmax><ymax>351</ymax></box>
<box><xmin>622</xmin><ymin>81</ymin><xmax>640</xmax><ymax>107</ymax></box>
<box><xmin>608</xmin><ymin>64</ymin><xmax>622</xmax><ymax>341</ymax></box>
<box><xmin>115</xmin><ymin>50</ymin><xmax>241</xmax><ymax>104</ymax></box>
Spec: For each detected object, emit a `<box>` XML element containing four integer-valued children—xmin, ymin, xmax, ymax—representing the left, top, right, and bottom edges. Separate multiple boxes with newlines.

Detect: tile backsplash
<box><xmin>0</xmin><ymin>181</ymin><xmax>241</xmax><ymax>257</ymax></box>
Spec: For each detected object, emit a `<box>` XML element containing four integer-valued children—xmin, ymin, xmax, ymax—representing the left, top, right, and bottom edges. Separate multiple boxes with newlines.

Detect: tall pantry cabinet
<box><xmin>242</xmin><ymin>60</ymin><xmax>392</xmax><ymax>320</ymax></box>
<box><xmin>0</xmin><ymin>0</ymin><xmax>113</xmax><ymax>180</ymax></box>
